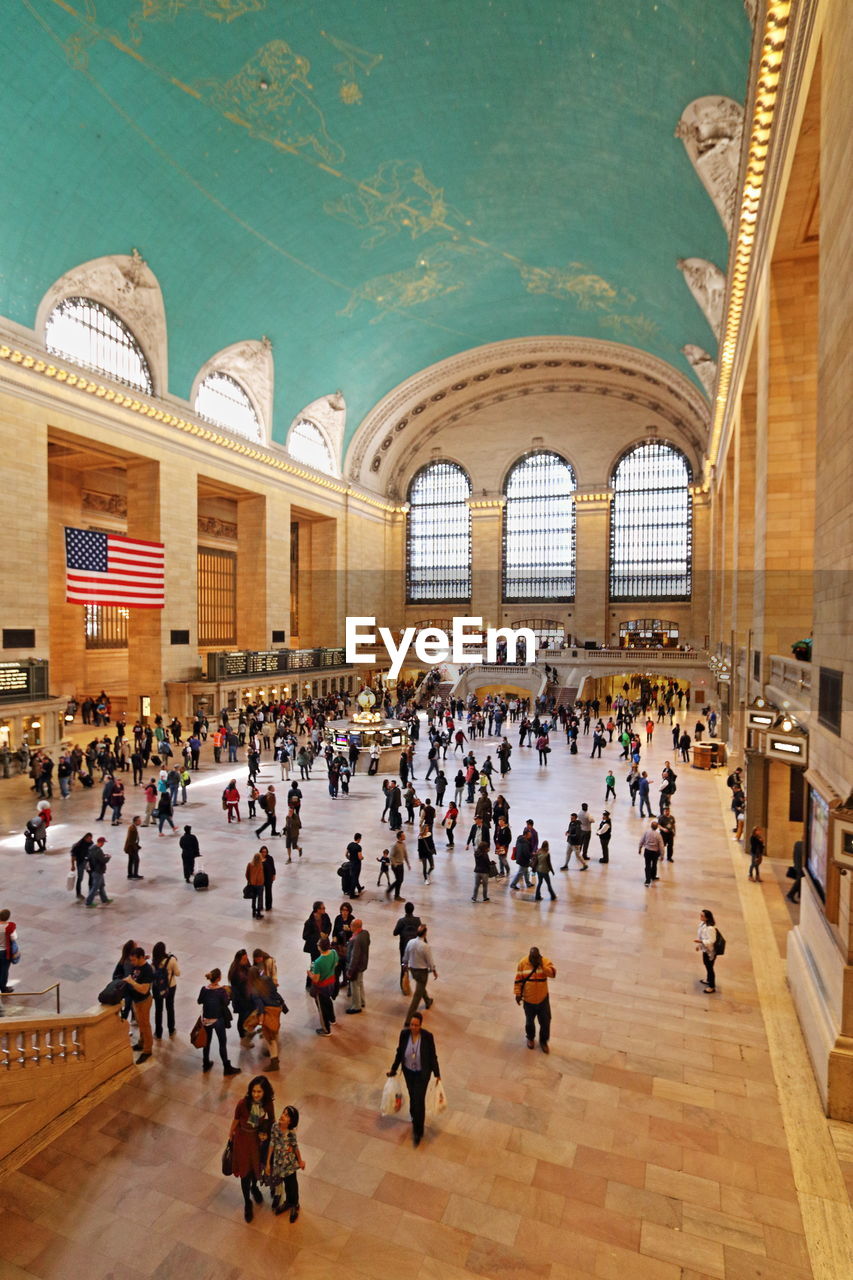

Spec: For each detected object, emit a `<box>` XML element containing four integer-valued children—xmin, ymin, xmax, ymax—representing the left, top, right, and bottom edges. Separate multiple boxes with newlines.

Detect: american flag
<box><xmin>65</xmin><ymin>527</ymin><xmax>165</xmax><ymax>608</ymax></box>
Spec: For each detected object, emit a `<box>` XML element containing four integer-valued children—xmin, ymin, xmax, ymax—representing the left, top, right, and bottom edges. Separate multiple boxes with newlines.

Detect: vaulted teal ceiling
<box><xmin>4</xmin><ymin>1</ymin><xmax>750</xmax><ymax>447</ymax></box>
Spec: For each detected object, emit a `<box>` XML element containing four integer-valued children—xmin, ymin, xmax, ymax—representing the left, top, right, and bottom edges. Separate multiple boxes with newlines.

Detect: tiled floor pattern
<box><xmin>0</xmin><ymin>720</ymin><xmax>850</xmax><ymax>1278</ymax></box>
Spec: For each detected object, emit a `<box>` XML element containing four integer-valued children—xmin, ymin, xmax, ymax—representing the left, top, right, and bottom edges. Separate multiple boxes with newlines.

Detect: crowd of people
<box><xmin>1</xmin><ymin>676</ymin><xmax>743</xmax><ymax>1225</ymax></box>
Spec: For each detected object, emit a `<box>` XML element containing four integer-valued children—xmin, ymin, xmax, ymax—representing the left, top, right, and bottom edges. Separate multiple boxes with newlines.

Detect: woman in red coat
<box><xmin>228</xmin><ymin>1075</ymin><xmax>275</xmax><ymax>1221</ymax></box>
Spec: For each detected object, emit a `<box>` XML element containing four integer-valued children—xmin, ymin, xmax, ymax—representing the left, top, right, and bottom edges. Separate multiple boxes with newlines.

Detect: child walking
<box><xmin>377</xmin><ymin>848</ymin><xmax>391</xmax><ymax>887</ymax></box>
<box><xmin>265</xmin><ymin>1104</ymin><xmax>305</xmax><ymax>1222</ymax></box>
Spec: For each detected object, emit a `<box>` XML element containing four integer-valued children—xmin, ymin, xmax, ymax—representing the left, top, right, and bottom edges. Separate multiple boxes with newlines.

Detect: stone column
<box><xmin>470</xmin><ymin>500</ymin><xmax>504</xmax><ymax>631</ymax></box>
<box><xmin>574</xmin><ymin>496</ymin><xmax>609</xmax><ymax>646</ymax></box>
<box><xmin>125</xmin><ymin>459</ymin><xmax>162</xmax><ymax>720</ymax></box>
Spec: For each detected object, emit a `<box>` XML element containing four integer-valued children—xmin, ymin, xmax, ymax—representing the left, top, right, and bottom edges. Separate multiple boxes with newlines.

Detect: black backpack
<box><xmin>714</xmin><ymin>930</ymin><xmax>726</xmax><ymax>956</ymax></box>
<box><xmin>258</xmin><ymin>793</ymin><xmax>269</xmax><ymax>811</ymax></box>
<box><xmin>152</xmin><ymin>957</ymin><xmax>172</xmax><ymax>997</ymax></box>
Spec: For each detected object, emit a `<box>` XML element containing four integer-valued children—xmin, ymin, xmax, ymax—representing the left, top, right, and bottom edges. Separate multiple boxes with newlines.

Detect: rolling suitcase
<box><xmin>193</xmin><ymin>867</ymin><xmax>209</xmax><ymax>890</ymax></box>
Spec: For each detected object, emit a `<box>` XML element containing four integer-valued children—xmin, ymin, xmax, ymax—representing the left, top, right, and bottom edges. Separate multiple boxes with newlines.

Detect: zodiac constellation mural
<box><xmin>320</xmin><ymin>30</ymin><xmax>383</xmax><ymax>105</ymax></box>
<box><xmin>324</xmin><ymin>161</ymin><xmax>469</xmax><ymax>248</ymax></box>
<box><xmin>338</xmin><ymin>242</ymin><xmax>481</xmax><ymax>322</ymax></box>
<box><xmin>197</xmin><ymin>40</ymin><xmax>345</xmax><ymax>165</ymax></box>
<box><xmin>44</xmin><ymin>0</ymin><xmax>687</xmax><ymax>347</ymax></box>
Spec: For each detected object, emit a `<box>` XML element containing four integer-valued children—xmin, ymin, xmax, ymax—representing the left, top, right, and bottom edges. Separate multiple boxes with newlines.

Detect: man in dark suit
<box><xmin>387</xmin><ymin>1012</ymin><xmax>441</xmax><ymax>1146</ymax></box>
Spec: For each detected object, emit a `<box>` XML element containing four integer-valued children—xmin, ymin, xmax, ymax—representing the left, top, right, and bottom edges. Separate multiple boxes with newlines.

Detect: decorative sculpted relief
<box><xmin>681</xmin><ymin>345</ymin><xmax>718</xmax><ymax>401</ymax></box>
<box><xmin>83</xmin><ymin>490</ymin><xmax>128</xmax><ymax>518</ymax></box>
<box><xmin>743</xmin><ymin>0</ymin><xmax>759</xmax><ymax>26</ymax></box>
<box><xmin>198</xmin><ymin>515</ymin><xmax>238</xmax><ymax>539</ymax></box>
<box><xmin>675</xmin><ymin>97</ymin><xmax>744</xmax><ymax>237</ymax></box>
<box><xmin>676</xmin><ymin>258</ymin><xmax>727</xmax><ymax>338</ymax></box>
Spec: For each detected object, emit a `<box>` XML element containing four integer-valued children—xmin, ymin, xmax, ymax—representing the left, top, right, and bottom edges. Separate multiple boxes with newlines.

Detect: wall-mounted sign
<box><xmin>747</xmin><ymin>710</ymin><xmax>775</xmax><ymax>730</ymax></box>
<box><xmin>833</xmin><ymin>820</ymin><xmax>853</xmax><ymax>872</ymax></box>
<box><xmin>767</xmin><ymin>733</ymin><xmax>808</xmax><ymax>764</ymax></box>
<box><xmin>0</xmin><ymin>660</ymin><xmax>49</xmax><ymax>702</ymax></box>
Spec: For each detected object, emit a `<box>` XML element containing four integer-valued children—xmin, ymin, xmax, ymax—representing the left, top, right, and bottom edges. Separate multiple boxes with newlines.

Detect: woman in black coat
<box><xmin>302</xmin><ymin>900</ymin><xmax>332</xmax><ymax>989</ymax></box>
<box><xmin>387</xmin><ymin>1012</ymin><xmax>441</xmax><ymax>1147</ymax></box>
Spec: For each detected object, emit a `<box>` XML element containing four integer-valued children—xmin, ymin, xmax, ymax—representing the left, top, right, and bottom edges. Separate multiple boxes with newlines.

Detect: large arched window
<box><xmin>407</xmin><ymin>461</ymin><xmax>471</xmax><ymax>602</ymax></box>
<box><xmin>44</xmin><ymin>296</ymin><xmax>153</xmax><ymax>393</ymax></box>
<box><xmin>610</xmin><ymin>442</ymin><xmax>693</xmax><ymax>600</ymax></box>
<box><xmin>503</xmin><ymin>451</ymin><xmax>576</xmax><ymax>601</ymax></box>
<box><xmin>195</xmin><ymin>371</ymin><xmax>262</xmax><ymax>442</ymax></box>
<box><xmin>287</xmin><ymin>419</ymin><xmax>337</xmax><ymax>475</ymax></box>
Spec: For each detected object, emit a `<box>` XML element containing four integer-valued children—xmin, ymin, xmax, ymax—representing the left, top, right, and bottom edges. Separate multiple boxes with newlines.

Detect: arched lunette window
<box><xmin>609</xmin><ymin>442</ymin><xmax>693</xmax><ymax>600</ymax></box>
<box><xmin>195</xmin><ymin>371</ymin><xmax>262</xmax><ymax>442</ymax></box>
<box><xmin>44</xmin><ymin>296</ymin><xmax>153</xmax><ymax>393</ymax></box>
<box><xmin>502</xmin><ymin>451</ymin><xmax>576</xmax><ymax>601</ymax></box>
<box><xmin>406</xmin><ymin>461</ymin><xmax>471</xmax><ymax>602</ymax></box>
<box><xmin>287</xmin><ymin>418</ymin><xmax>336</xmax><ymax>475</ymax></box>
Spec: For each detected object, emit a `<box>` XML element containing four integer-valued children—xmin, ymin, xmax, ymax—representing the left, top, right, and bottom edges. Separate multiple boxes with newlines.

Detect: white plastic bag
<box><xmin>379</xmin><ymin>1075</ymin><xmax>404</xmax><ymax>1117</ymax></box>
<box><xmin>425</xmin><ymin>1077</ymin><xmax>447</xmax><ymax>1117</ymax></box>
<box><xmin>66</xmin><ymin>870</ymin><xmax>76</xmax><ymax>891</ymax></box>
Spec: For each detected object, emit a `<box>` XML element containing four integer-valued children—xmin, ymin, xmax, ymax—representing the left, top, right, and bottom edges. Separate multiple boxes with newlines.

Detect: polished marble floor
<box><xmin>1</xmin><ymin>719</ymin><xmax>851</xmax><ymax>1279</ymax></box>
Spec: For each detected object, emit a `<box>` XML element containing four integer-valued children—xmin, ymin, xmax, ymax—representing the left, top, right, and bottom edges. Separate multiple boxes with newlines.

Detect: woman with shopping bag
<box><xmin>386</xmin><ymin>1012</ymin><xmax>441</xmax><ymax>1147</ymax></box>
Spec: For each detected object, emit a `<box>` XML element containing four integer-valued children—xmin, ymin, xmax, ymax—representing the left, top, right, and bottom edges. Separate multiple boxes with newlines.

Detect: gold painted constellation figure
<box><xmin>519</xmin><ymin>262</ymin><xmax>627</xmax><ymax>311</ymax></box>
<box><xmin>135</xmin><ymin>0</ymin><xmax>267</xmax><ymax>24</ymax></box>
<box><xmin>198</xmin><ymin>40</ymin><xmax>344</xmax><ymax>164</ymax></box>
<box><xmin>339</xmin><ymin>242</ymin><xmax>479</xmax><ymax>321</ymax></box>
<box><xmin>325</xmin><ymin>161</ymin><xmax>466</xmax><ymax>247</ymax></box>
<box><xmin>320</xmin><ymin>30</ymin><xmax>383</xmax><ymax>105</ymax></box>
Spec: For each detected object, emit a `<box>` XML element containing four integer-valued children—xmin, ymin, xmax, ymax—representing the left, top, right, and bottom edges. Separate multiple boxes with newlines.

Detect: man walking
<box><xmin>637</xmin><ymin>771</ymin><xmax>653</xmax><ymax>818</ymax></box>
<box><xmin>179</xmin><ymin>824</ymin><xmax>200</xmax><ymax>883</ymax></box>
<box><xmin>638</xmin><ymin>821</ymin><xmax>665</xmax><ymax>886</ymax></box>
<box><xmin>125</xmin><ymin>815</ymin><xmax>143</xmax><ymax>879</ymax></box>
<box><xmin>255</xmin><ymin>786</ymin><xmax>278</xmax><ymax>839</ymax></box>
<box><xmin>514</xmin><ymin>946</ymin><xmax>556</xmax><ymax>1053</ymax></box>
<box><xmin>561</xmin><ymin>813</ymin><xmax>586</xmax><ymax>870</ymax></box>
<box><xmin>85</xmin><ymin>839</ymin><xmax>112</xmax><ymax>906</ymax></box>
<box><xmin>387</xmin><ymin>831</ymin><xmax>410</xmax><ymax>900</ymax></box>
<box><xmin>472</xmin><ymin>842</ymin><xmax>491</xmax><ymax>902</ymax></box>
<box><xmin>393</xmin><ymin>902</ymin><xmax>421</xmax><ymax>985</ymax></box>
<box><xmin>578</xmin><ymin>803</ymin><xmax>593</xmax><ymax>860</ymax></box>
<box><xmin>345</xmin><ymin>918</ymin><xmax>370</xmax><ymax>1013</ymax></box>
<box><xmin>402</xmin><ymin>923</ymin><xmax>437</xmax><ymax>1022</ymax></box>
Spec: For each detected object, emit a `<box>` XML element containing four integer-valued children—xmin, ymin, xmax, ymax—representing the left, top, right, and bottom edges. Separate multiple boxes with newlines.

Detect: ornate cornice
<box><xmin>346</xmin><ymin>337</ymin><xmax>710</xmax><ymax>491</ymax></box>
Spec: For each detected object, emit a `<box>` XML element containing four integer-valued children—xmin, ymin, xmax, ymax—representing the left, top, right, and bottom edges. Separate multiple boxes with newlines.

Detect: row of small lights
<box><xmin>708</xmin><ymin>0</ymin><xmax>792</xmax><ymax>477</ymax></box>
<box><xmin>0</xmin><ymin>345</ymin><xmax>408</xmax><ymax>514</ymax></box>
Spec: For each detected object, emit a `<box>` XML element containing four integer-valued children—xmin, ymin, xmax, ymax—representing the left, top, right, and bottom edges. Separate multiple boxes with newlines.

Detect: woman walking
<box><xmin>198</xmin><ymin>968</ymin><xmax>241</xmax><ymax>1076</ymax></box>
<box><xmin>151</xmin><ymin>941</ymin><xmax>180</xmax><ymax>1039</ymax></box>
<box><xmin>748</xmin><ymin>827</ymin><xmax>765</xmax><ymax>882</ymax></box>
<box><xmin>228</xmin><ymin>1076</ymin><xmax>275</xmax><ymax>1221</ymax></box>
<box><xmin>386</xmin><ymin>1012</ymin><xmax>441</xmax><ymax>1148</ymax></box>
<box><xmin>245</xmin><ymin>853</ymin><xmax>265</xmax><ymax>919</ymax></box>
<box><xmin>156</xmin><ymin>788</ymin><xmax>177</xmax><ymax>835</ymax></box>
<box><xmin>224</xmin><ymin>779</ymin><xmax>241</xmax><ymax>823</ymax></box>
<box><xmin>695</xmin><ymin>909</ymin><xmax>719</xmax><ymax>993</ymax></box>
<box><xmin>283</xmin><ymin>806</ymin><xmax>302</xmax><ymax>862</ymax></box>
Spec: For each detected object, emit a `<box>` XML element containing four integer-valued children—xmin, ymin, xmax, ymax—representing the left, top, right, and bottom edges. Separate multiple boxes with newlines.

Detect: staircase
<box><xmin>557</xmin><ymin>685</ymin><xmax>578</xmax><ymax>708</ymax></box>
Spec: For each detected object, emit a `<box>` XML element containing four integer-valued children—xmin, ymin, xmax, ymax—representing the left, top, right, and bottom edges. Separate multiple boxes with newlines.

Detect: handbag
<box><xmin>786</xmin><ymin>866</ymin><xmax>798</xmax><ymax>880</ymax></box>
<box><xmin>190</xmin><ymin>1017</ymin><xmax>207</xmax><ymax>1049</ymax></box>
<box><xmin>221</xmin><ymin>1139</ymin><xmax>233</xmax><ymax>1177</ymax></box>
<box><xmin>401</xmin><ymin>969</ymin><xmax>412</xmax><ymax>997</ymax></box>
<box><xmin>242</xmin><ymin>885</ymin><xmax>255</xmax><ymax>899</ymax></box>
